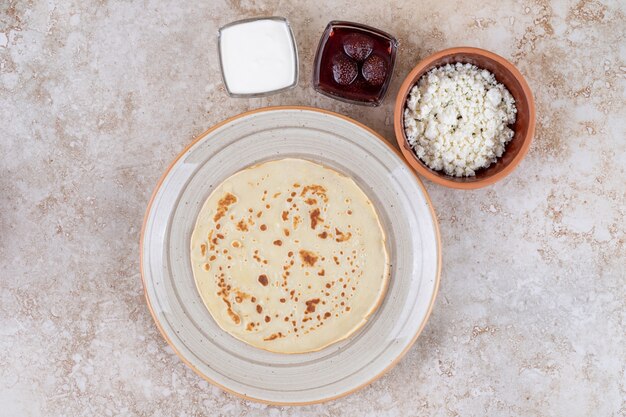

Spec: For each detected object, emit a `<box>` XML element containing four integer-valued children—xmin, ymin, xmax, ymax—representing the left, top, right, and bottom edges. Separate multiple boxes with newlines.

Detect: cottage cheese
<box><xmin>404</xmin><ymin>63</ymin><xmax>517</xmax><ymax>177</ymax></box>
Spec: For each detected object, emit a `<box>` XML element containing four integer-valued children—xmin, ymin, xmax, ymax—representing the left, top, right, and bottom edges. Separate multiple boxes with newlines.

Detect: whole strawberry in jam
<box><xmin>362</xmin><ymin>54</ymin><xmax>387</xmax><ymax>86</ymax></box>
<box><xmin>343</xmin><ymin>33</ymin><xmax>374</xmax><ymax>62</ymax></box>
<box><xmin>331</xmin><ymin>54</ymin><xmax>358</xmax><ymax>85</ymax></box>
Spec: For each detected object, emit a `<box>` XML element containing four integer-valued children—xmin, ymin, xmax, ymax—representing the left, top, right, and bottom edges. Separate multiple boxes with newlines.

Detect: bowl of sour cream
<box><xmin>218</xmin><ymin>17</ymin><xmax>299</xmax><ymax>97</ymax></box>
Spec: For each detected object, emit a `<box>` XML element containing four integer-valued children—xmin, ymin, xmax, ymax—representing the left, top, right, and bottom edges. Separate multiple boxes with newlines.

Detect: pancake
<box><xmin>190</xmin><ymin>158</ymin><xmax>389</xmax><ymax>353</ymax></box>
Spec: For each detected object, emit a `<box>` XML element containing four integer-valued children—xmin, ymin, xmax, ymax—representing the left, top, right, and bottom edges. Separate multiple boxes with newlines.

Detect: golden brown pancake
<box><xmin>190</xmin><ymin>158</ymin><xmax>389</xmax><ymax>353</ymax></box>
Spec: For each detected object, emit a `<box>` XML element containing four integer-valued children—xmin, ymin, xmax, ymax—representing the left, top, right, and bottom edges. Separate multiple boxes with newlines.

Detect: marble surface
<box><xmin>1</xmin><ymin>0</ymin><xmax>624</xmax><ymax>415</ymax></box>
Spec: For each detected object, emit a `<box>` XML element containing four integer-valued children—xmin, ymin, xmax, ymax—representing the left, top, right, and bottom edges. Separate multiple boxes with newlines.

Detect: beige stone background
<box><xmin>1</xmin><ymin>0</ymin><xmax>625</xmax><ymax>416</ymax></box>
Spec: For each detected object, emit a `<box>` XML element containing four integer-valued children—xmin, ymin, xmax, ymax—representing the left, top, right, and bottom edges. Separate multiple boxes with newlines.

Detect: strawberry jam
<box><xmin>313</xmin><ymin>21</ymin><xmax>398</xmax><ymax>106</ymax></box>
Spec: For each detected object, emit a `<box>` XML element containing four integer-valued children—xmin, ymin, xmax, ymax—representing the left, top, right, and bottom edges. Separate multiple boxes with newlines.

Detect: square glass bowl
<box><xmin>218</xmin><ymin>17</ymin><xmax>299</xmax><ymax>97</ymax></box>
<box><xmin>313</xmin><ymin>21</ymin><xmax>398</xmax><ymax>106</ymax></box>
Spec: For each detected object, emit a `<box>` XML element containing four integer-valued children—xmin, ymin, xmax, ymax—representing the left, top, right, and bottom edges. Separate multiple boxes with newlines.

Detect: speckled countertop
<box><xmin>1</xmin><ymin>0</ymin><xmax>624</xmax><ymax>416</ymax></box>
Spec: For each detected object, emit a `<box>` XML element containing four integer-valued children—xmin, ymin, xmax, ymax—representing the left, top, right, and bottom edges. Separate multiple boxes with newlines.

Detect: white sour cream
<box><xmin>219</xmin><ymin>18</ymin><xmax>298</xmax><ymax>96</ymax></box>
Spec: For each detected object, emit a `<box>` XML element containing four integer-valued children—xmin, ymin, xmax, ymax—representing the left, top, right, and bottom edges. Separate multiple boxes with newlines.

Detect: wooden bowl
<box><xmin>393</xmin><ymin>47</ymin><xmax>536</xmax><ymax>189</ymax></box>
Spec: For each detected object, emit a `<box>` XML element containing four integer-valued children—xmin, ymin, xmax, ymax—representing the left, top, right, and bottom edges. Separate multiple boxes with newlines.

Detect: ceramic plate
<box><xmin>140</xmin><ymin>106</ymin><xmax>441</xmax><ymax>405</ymax></box>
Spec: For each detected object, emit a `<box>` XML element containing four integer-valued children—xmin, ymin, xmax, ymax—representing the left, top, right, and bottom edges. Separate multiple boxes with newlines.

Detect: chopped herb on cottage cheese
<box><xmin>404</xmin><ymin>63</ymin><xmax>517</xmax><ymax>177</ymax></box>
